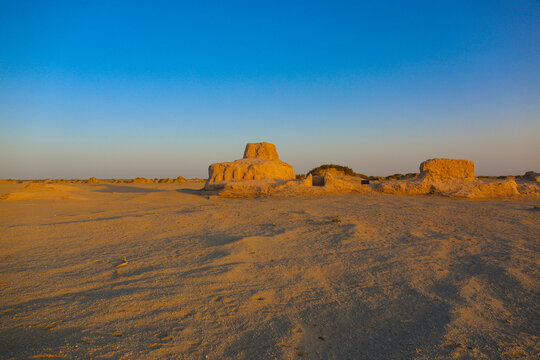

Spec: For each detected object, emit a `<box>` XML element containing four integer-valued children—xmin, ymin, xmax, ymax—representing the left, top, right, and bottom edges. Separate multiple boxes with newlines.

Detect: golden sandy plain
<box><xmin>1</xmin><ymin>181</ymin><xmax>539</xmax><ymax>359</ymax></box>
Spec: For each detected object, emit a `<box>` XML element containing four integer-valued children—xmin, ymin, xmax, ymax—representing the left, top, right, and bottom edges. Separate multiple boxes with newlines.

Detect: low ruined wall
<box><xmin>418</xmin><ymin>158</ymin><xmax>475</xmax><ymax>181</ymax></box>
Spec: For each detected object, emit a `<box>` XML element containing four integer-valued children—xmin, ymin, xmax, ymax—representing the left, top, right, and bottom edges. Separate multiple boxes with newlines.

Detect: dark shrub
<box><xmin>307</xmin><ymin>164</ymin><xmax>368</xmax><ymax>178</ymax></box>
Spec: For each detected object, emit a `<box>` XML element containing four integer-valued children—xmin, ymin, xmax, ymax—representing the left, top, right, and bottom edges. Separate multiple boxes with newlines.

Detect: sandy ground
<box><xmin>0</xmin><ymin>182</ymin><xmax>539</xmax><ymax>359</ymax></box>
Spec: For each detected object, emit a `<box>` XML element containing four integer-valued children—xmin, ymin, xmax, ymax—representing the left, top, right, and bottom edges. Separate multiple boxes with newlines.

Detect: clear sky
<box><xmin>1</xmin><ymin>0</ymin><xmax>539</xmax><ymax>179</ymax></box>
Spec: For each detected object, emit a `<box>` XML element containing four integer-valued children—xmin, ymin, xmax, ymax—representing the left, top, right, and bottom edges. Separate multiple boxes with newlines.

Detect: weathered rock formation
<box><xmin>418</xmin><ymin>158</ymin><xmax>475</xmax><ymax>182</ymax></box>
<box><xmin>205</xmin><ymin>142</ymin><xmax>295</xmax><ymax>190</ymax></box>
<box><xmin>207</xmin><ymin>159</ymin><xmax>295</xmax><ymax>184</ymax></box>
<box><xmin>87</xmin><ymin>177</ymin><xmax>100</xmax><ymax>184</ymax></box>
<box><xmin>243</xmin><ymin>142</ymin><xmax>280</xmax><ymax>161</ymax></box>
<box><xmin>202</xmin><ymin>151</ymin><xmax>536</xmax><ymax>199</ymax></box>
<box><xmin>301</xmin><ymin>174</ymin><xmax>313</xmax><ymax>186</ymax></box>
<box><xmin>456</xmin><ymin>179</ymin><xmax>519</xmax><ymax>198</ymax></box>
<box><xmin>133</xmin><ymin>177</ymin><xmax>154</xmax><ymax>183</ymax></box>
<box><xmin>321</xmin><ymin>173</ymin><xmax>356</xmax><ymax>191</ymax></box>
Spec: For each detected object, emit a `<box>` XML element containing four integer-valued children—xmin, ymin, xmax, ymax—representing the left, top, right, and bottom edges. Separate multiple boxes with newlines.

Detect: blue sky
<box><xmin>1</xmin><ymin>0</ymin><xmax>539</xmax><ymax>178</ymax></box>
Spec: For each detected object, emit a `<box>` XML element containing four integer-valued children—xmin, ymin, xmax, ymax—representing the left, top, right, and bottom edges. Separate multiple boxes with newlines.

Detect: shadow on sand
<box><xmin>175</xmin><ymin>188</ymin><xmax>206</xmax><ymax>196</ymax></box>
<box><xmin>90</xmin><ymin>184</ymin><xmax>165</xmax><ymax>193</ymax></box>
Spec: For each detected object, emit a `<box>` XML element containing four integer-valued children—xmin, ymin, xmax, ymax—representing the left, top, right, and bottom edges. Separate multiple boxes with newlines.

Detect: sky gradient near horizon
<box><xmin>1</xmin><ymin>0</ymin><xmax>539</xmax><ymax>178</ymax></box>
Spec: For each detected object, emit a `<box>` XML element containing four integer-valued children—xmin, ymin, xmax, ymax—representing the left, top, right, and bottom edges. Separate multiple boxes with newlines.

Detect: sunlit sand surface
<box><xmin>1</xmin><ymin>182</ymin><xmax>538</xmax><ymax>359</ymax></box>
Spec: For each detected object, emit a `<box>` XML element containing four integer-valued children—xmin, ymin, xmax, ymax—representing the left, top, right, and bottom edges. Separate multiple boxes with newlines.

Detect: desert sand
<box><xmin>1</xmin><ymin>179</ymin><xmax>539</xmax><ymax>359</ymax></box>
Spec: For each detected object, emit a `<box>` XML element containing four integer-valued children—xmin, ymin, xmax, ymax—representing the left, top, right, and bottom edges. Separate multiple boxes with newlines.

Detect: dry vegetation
<box><xmin>307</xmin><ymin>164</ymin><xmax>368</xmax><ymax>178</ymax></box>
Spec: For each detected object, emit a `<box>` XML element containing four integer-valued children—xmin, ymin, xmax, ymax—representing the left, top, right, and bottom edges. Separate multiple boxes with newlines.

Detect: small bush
<box><xmin>296</xmin><ymin>174</ymin><xmax>306</xmax><ymax>180</ymax></box>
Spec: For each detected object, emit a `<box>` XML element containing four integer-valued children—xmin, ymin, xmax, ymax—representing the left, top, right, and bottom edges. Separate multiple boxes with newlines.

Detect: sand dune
<box><xmin>0</xmin><ymin>183</ymin><xmax>89</xmax><ymax>201</ymax></box>
<box><xmin>0</xmin><ymin>181</ymin><xmax>539</xmax><ymax>359</ymax></box>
